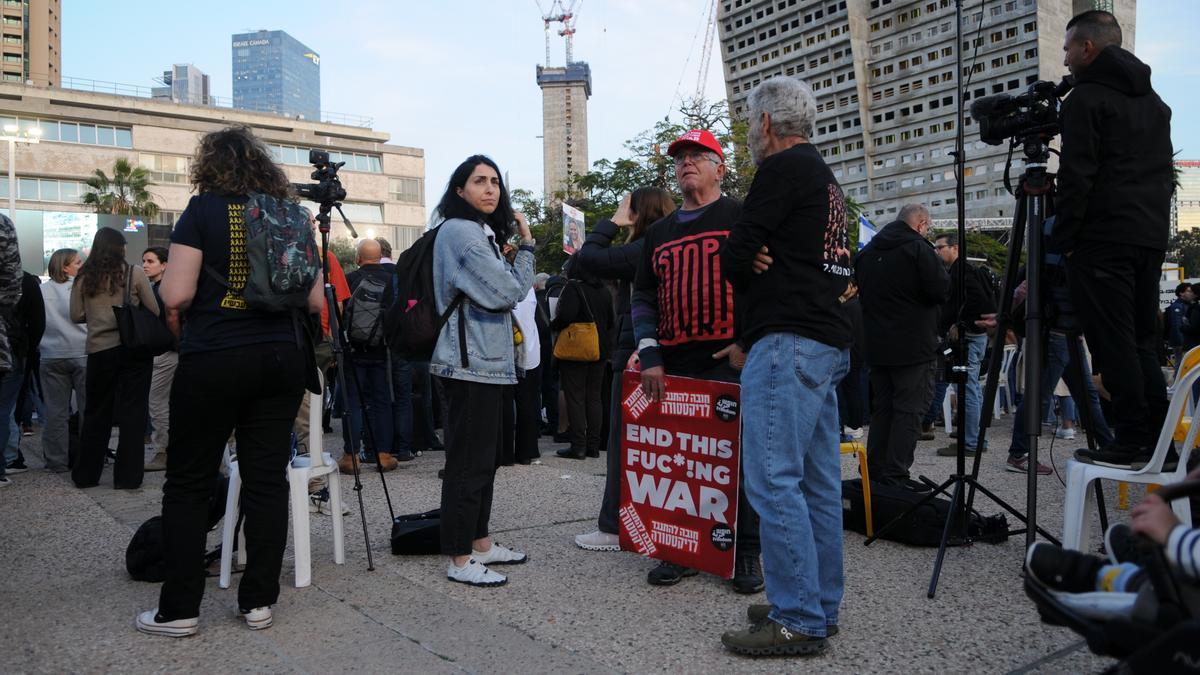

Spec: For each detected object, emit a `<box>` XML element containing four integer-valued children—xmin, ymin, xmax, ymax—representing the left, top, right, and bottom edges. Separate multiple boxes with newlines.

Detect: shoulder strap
<box><xmin>571</xmin><ymin>281</ymin><xmax>595</xmax><ymax>323</ymax></box>
<box><xmin>125</xmin><ymin>265</ymin><xmax>134</xmax><ymax>305</ymax></box>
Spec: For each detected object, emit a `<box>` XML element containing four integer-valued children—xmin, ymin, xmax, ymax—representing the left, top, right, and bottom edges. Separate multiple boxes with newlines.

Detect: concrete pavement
<box><xmin>0</xmin><ymin>420</ymin><xmax>1125</xmax><ymax>673</ymax></box>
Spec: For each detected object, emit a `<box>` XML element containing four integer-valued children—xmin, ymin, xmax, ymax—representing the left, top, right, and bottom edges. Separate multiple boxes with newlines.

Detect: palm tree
<box><xmin>82</xmin><ymin>158</ymin><xmax>160</xmax><ymax>218</ymax></box>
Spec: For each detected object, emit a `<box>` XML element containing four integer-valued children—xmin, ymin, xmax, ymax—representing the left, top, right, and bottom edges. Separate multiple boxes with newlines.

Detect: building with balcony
<box><xmin>1</xmin><ymin>0</ymin><xmax>60</xmax><ymax>87</ymax></box>
<box><xmin>718</xmin><ymin>0</ymin><xmax>1136</xmax><ymax>224</ymax></box>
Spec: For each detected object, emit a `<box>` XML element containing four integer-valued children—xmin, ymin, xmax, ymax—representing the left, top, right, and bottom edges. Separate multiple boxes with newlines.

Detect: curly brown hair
<box><xmin>190</xmin><ymin>126</ymin><xmax>292</xmax><ymax>199</ymax></box>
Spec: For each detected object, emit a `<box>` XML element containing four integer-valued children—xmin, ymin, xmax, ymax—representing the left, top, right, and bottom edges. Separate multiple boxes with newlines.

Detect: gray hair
<box><xmin>534</xmin><ymin>272</ymin><xmax>550</xmax><ymax>291</ymax></box>
<box><xmin>746</xmin><ymin>78</ymin><xmax>817</xmax><ymax>139</ymax></box>
<box><xmin>898</xmin><ymin>203</ymin><xmax>929</xmax><ymax>226</ymax></box>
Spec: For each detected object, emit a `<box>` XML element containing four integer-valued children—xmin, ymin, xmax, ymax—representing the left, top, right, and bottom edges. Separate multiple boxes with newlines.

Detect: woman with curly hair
<box><xmin>136</xmin><ymin>126</ymin><xmax>322</xmax><ymax>637</ymax></box>
<box><xmin>70</xmin><ymin>227</ymin><xmax>158</xmax><ymax>490</ymax></box>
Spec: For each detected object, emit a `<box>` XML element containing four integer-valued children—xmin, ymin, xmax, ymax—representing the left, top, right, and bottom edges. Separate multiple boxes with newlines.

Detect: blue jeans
<box><xmin>341</xmin><ymin>360</ymin><xmax>394</xmax><ymax>457</ymax></box>
<box><xmin>0</xmin><ymin>355</ymin><xmax>26</xmax><ymax>467</ymax></box>
<box><xmin>741</xmin><ymin>333</ymin><xmax>849</xmax><ymax>637</ymax></box>
<box><xmin>390</xmin><ymin>356</ymin><xmax>413</xmax><ymax>455</ymax></box>
<box><xmin>923</xmin><ymin>379</ymin><xmax>949</xmax><ymax>427</ymax></box>
<box><xmin>1009</xmin><ymin>333</ymin><xmax>1113</xmax><ymax>458</ymax></box>
<box><xmin>962</xmin><ymin>333</ymin><xmax>988</xmax><ymax>450</ymax></box>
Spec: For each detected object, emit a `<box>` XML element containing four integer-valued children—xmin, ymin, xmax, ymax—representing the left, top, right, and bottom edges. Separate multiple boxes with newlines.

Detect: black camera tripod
<box><xmin>312</xmin><ymin>198</ymin><xmax>399</xmax><ymax>572</ymax></box>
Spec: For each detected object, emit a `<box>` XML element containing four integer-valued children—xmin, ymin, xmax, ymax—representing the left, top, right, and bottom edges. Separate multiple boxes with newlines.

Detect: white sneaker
<box><xmin>472</xmin><ymin>542</ymin><xmax>527</xmax><ymax>565</ymax></box>
<box><xmin>575</xmin><ymin>530</ymin><xmax>621</xmax><ymax>552</ymax></box>
<box><xmin>842</xmin><ymin>426</ymin><xmax>864</xmax><ymax>440</ymax></box>
<box><xmin>1055</xmin><ymin>428</ymin><xmax>1077</xmax><ymax>440</ymax></box>
<box><xmin>447</xmin><ymin>559</ymin><xmax>507</xmax><ymax>587</ymax></box>
<box><xmin>307</xmin><ymin>488</ymin><xmax>349</xmax><ymax>515</ymax></box>
<box><xmin>238</xmin><ymin>606</ymin><xmax>273</xmax><ymax>630</ymax></box>
<box><xmin>0</xmin><ymin>476</ymin><xmax>11</xmax><ymax>487</ymax></box>
<box><xmin>135</xmin><ymin>609</ymin><xmax>198</xmax><ymax>637</ymax></box>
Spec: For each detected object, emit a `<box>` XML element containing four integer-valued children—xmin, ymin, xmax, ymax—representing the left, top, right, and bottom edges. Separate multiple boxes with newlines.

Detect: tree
<box><xmin>1169</xmin><ymin>229</ymin><xmax>1200</xmax><ymax>278</ymax></box>
<box><xmin>81</xmin><ymin>158</ymin><xmax>160</xmax><ymax>218</ymax></box>
<box><xmin>330</xmin><ymin>236</ymin><xmax>357</xmax><ymax>274</ymax></box>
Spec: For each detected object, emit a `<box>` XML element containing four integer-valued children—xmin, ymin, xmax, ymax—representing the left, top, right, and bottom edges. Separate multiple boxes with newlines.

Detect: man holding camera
<box><xmin>1051</xmin><ymin>10</ymin><xmax>1174</xmax><ymax>468</ymax></box>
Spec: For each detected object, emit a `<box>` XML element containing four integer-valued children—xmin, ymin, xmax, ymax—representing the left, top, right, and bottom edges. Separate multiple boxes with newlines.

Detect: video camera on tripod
<box><xmin>292</xmin><ymin>149</ymin><xmax>356</xmax><ymax>238</ymax></box>
<box><xmin>971</xmin><ymin>79</ymin><xmax>1071</xmax><ymax>147</ymax></box>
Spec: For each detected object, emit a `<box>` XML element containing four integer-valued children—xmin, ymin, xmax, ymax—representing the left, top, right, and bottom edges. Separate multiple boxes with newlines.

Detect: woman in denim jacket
<box><xmin>430</xmin><ymin>155</ymin><xmax>535</xmax><ymax>587</ymax></box>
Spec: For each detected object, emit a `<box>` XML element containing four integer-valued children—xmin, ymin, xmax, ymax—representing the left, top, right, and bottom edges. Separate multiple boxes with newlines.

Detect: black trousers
<box><xmin>499</xmin><ymin>365</ymin><xmax>543</xmax><ymax>466</ymax></box>
<box><xmin>73</xmin><ymin>346</ymin><xmax>152</xmax><ymax>489</ymax></box>
<box><xmin>866</xmin><ymin>361</ymin><xmax>936</xmax><ymax>482</ymax></box>
<box><xmin>440</xmin><ymin>378</ymin><xmax>503</xmax><ymax>556</ymax></box>
<box><xmin>559</xmin><ymin>360</ymin><xmax>606</xmax><ymax>454</ymax></box>
<box><xmin>1067</xmin><ymin>241</ymin><xmax>1169</xmax><ymax>448</ymax></box>
<box><xmin>598</xmin><ymin>351</ymin><xmax>634</xmax><ymax>534</ymax></box>
<box><xmin>157</xmin><ymin>342</ymin><xmax>305</xmax><ymax>620</ymax></box>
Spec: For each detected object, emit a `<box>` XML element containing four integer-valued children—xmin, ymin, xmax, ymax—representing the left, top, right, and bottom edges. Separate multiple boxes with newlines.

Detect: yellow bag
<box><xmin>553</xmin><ymin>282</ymin><xmax>601</xmax><ymax>362</ymax></box>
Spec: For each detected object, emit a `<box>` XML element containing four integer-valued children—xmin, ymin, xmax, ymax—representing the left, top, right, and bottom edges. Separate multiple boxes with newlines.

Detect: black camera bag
<box><xmin>842</xmin><ymin>479</ymin><xmax>1008</xmax><ymax>547</ymax></box>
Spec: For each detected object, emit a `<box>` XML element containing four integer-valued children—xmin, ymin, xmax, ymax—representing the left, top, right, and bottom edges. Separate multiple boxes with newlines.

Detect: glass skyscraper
<box><xmin>231</xmin><ymin>30</ymin><xmax>320</xmax><ymax>121</ymax></box>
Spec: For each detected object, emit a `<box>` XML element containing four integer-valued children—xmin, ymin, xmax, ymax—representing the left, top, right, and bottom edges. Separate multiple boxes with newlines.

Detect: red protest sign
<box><xmin>618</xmin><ymin>370</ymin><xmax>741</xmax><ymax>579</ymax></box>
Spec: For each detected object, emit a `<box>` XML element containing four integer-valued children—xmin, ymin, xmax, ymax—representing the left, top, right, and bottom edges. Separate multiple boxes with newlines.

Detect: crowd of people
<box><xmin>0</xmin><ymin>8</ymin><xmax>1184</xmax><ymax>660</ymax></box>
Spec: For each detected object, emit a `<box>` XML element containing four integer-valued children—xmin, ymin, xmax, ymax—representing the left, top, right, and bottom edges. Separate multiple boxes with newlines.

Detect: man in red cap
<box><xmin>630</xmin><ymin>128</ymin><xmax>762</xmax><ymax>594</ymax></box>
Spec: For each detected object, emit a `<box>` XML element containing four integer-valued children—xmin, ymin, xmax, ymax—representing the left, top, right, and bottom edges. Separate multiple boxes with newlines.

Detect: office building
<box><xmin>232</xmin><ymin>29</ymin><xmax>320</xmax><ymax>121</ymax></box>
<box><xmin>1176</xmin><ymin>160</ymin><xmax>1200</xmax><ymax>235</ymax></box>
<box><xmin>537</xmin><ymin>62</ymin><xmax>591</xmax><ymax>201</ymax></box>
<box><xmin>0</xmin><ymin>81</ymin><xmax>425</xmax><ymax>274</ymax></box>
<box><xmin>151</xmin><ymin>64</ymin><xmax>211</xmax><ymax>106</ymax></box>
<box><xmin>1</xmin><ymin>0</ymin><xmax>60</xmax><ymax>87</ymax></box>
<box><xmin>717</xmin><ymin>0</ymin><xmax>1136</xmax><ymax>225</ymax></box>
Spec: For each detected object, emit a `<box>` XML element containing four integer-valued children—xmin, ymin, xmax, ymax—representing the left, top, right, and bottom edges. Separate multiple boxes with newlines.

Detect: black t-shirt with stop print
<box><xmin>720</xmin><ymin>142</ymin><xmax>853</xmax><ymax>350</ymax></box>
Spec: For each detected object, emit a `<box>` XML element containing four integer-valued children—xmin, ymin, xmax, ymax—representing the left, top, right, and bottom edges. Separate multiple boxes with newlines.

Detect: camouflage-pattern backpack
<box><xmin>207</xmin><ymin>193</ymin><xmax>320</xmax><ymax>313</ymax></box>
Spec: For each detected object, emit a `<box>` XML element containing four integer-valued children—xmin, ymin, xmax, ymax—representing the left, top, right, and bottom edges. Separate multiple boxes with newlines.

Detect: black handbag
<box><xmin>390</xmin><ymin>508</ymin><xmax>441</xmax><ymax>555</ymax></box>
<box><xmin>113</xmin><ymin>264</ymin><xmax>174</xmax><ymax>356</ymax></box>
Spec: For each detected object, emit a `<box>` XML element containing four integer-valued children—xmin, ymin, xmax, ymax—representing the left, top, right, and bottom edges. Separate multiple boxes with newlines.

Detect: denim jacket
<box><xmin>431</xmin><ymin>218</ymin><xmax>535</xmax><ymax>384</ymax></box>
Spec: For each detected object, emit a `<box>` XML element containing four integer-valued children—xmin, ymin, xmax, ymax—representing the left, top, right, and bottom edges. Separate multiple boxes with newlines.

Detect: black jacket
<box><xmin>576</xmin><ymin>218</ymin><xmax>642</xmax><ymax>360</ymax></box>
<box><xmin>550</xmin><ymin>278</ymin><xmax>614</xmax><ymax>362</ymax></box>
<box><xmin>939</xmin><ymin>258</ymin><xmax>997</xmax><ymax>335</ymax></box>
<box><xmin>1051</xmin><ymin>45</ymin><xmax>1173</xmax><ymax>253</ymax></box>
<box><xmin>721</xmin><ymin>143</ymin><xmax>853</xmax><ymax>350</ymax></box>
<box><xmin>855</xmin><ymin>220</ymin><xmax>950</xmax><ymax>367</ymax></box>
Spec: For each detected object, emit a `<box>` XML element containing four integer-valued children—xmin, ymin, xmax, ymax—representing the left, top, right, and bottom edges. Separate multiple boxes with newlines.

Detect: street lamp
<box><xmin>0</xmin><ymin>123</ymin><xmax>41</xmax><ymax>221</ymax></box>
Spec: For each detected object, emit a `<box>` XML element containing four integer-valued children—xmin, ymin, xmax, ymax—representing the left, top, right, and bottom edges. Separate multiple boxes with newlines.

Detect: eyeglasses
<box><xmin>673</xmin><ymin>150</ymin><xmax>721</xmax><ymax>167</ymax></box>
<box><xmin>933</xmin><ymin>244</ymin><xmax>950</xmax><ymax>250</ymax></box>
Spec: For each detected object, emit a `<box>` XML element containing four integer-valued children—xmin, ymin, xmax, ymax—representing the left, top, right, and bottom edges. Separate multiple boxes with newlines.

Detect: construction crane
<box><xmin>695</xmin><ymin>0</ymin><xmax>717</xmax><ymax>99</ymax></box>
<box><xmin>536</xmin><ymin>0</ymin><xmax>581</xmax><ymax>65</ymax></box>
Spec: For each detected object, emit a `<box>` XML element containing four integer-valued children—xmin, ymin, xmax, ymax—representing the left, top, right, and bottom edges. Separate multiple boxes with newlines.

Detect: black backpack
<box><xmin>383</xmin><ymin>227</ymin><xmax>463</xmax><ymax>359</ymax></box>
<box><xmin>346</xmin><ymin>270</ymin><xmax>394</xmax><ymax>349</ymax></box>
<box><xmin>126</xmin><ymin>475</ymin><xmax>230</xmax><ymax>582</ymax></box>
<box><xmin>841</xmin><ymin>478</ymin><xmax>1008</xmax><ymax>547</ymax></box>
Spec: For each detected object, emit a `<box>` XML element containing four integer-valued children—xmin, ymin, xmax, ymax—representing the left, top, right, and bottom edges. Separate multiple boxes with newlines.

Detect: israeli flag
<box><xmin>857</xmin><ymin>214</ymin><xmax>877</xmax><ymax>251</ymax></box>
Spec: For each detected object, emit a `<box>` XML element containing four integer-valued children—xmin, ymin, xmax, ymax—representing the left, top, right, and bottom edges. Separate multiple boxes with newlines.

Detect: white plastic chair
<box><xmin>993</xmin><ymin>343</ymin><xmax>1017</xmax><ymax>415</ymax></box>
<box><xmin>1059</xmin><ymin>361</ymin><xmax>1200</xmax><ymax>551</ymax></box>
<box><xmin>220</xmin><ymin>384</ymin><xmax>344</xmax><ymax>589</ymax></box>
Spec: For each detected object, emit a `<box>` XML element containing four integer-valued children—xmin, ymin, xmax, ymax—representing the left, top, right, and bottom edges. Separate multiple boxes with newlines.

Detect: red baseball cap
<box><xmin>667</xmin><ymin>129</ymin><xmax>724</xmax><ymax>162</ymax></box>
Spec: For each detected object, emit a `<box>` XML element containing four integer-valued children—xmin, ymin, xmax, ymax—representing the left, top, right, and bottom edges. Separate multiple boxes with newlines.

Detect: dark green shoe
<box><xmin>721</xmin><ymin>618</ymin><xmax>828</xmax><ymax>657</ymax></box>
<box><xmin>746</xmin><ymin>605</ymin><xmax>838</xmax><ymax>637</ymax></box>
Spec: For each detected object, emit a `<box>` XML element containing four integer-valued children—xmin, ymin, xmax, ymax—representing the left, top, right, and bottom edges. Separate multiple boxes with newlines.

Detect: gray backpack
<box><xmin>346</xmin><ymin>272</ymin><xmax>394</xmax><ymax>348</ymax></box>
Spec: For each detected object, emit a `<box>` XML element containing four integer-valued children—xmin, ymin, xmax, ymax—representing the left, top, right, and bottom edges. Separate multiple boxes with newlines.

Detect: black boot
<box><xmin>556</xmin><ymin>446</ymin><xmax>586</xmax><ymax>460</ymax></box>
<box><xmin>731</xmin><ymin>554</ymin><xmax>764</xmax><ymax>594</ymax></box>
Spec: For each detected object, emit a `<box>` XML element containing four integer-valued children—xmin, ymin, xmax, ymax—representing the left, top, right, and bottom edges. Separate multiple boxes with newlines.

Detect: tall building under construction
<box><xmin>537</xmin><ymin>62</ymin><xmax>591</xmax><ymax>202</ymax></box>
<box><xmin>717</xmin><ymin>0</ymin><xmax>1136</xmax><ymax>225</ymax></box>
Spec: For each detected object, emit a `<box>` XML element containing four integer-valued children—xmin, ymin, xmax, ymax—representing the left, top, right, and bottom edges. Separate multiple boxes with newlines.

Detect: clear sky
<box><xmin>62</xmin><ymin>0</ymin><xmax>1198</xmax><ymax>205</ymax></box>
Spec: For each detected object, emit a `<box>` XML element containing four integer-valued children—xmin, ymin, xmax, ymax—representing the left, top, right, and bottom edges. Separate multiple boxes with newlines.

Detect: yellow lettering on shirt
<box><xmin>220</xmin><ymin>203</ymin><xmax>249</xmax><ymax>310</ymax></box>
